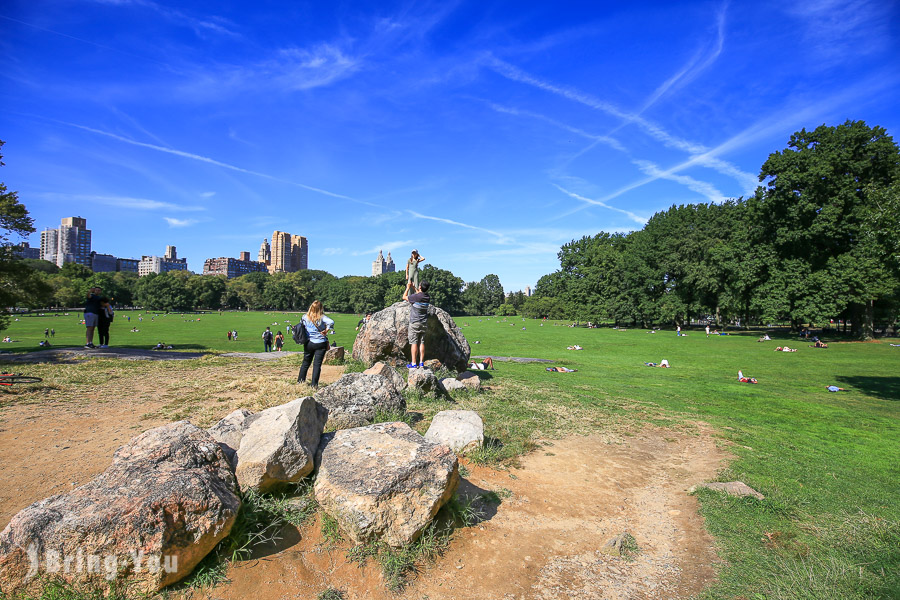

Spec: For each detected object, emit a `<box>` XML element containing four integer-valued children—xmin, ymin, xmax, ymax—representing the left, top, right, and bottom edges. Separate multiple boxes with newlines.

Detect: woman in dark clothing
<box><xmin>297</xmin><ymin>300</ymin><xmax>335</xmax><ymax>388</ymax></box>
<box><xmin>97</xmin><ymin>297</ymin><xmax>114</xmax><ymax>348</ymax></box>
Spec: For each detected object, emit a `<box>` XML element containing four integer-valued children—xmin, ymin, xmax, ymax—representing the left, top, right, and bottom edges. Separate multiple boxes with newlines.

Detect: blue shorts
<box><xmin>84</xmin><ymin>313</ymin><xmax>99</xmax><ymax>327</ymax></box>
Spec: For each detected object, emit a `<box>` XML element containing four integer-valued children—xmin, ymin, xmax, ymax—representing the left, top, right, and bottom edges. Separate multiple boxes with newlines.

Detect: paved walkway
<box><xmin>0</xmin><ymin>347</ymin><xmax>302</xmax><ymax>363</ymax></box>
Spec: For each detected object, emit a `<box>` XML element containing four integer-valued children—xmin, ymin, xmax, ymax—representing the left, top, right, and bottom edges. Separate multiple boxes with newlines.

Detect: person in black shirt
<box><xmin>83</xmin><ymin>287</ymin><xmax>102</xmax><ymax>349</ymax></box>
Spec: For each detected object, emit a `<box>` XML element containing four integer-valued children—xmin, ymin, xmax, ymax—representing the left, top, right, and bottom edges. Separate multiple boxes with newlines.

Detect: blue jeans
<box><xmin>298</xmin><ymin>340</ymin><xmax>328</xmax><ymax>387</ymax></box>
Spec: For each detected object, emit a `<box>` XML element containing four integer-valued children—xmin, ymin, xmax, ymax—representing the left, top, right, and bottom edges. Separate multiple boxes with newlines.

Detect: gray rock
<box><xmin>235</xmin><ymin>397</ymin><xmax>327</xmax><ymax>493</ymax></box>
<box><xmin>0</xmin><ymin>422</ymin><xmax>240</xmax><ymax>594</ymax></box>
<box><xmin>456</xmin><ymin>371</ymin><xmax>482</xmax><ymax>391</ymax></box>
<box><xmin>351</xmin><ymin>302</ymin><xmax>470</xmax><ymax>371</ymax></box>
<box><xmin>324</xmin><ymin>346</ymin><xmax>345</xmax><ymax>365</ymax></box>
<box><xmin>440</xmin><ymin>378</ymin><xmax>466</xmax><ymax>392</ymax></box>
<box><xmin>313</xmin><ymin>373</ymin><xmax>406</xmax><ymax>429</ymax></box>
<box><xmin>363</xmin><ymin>362</ymin><xmax>408</xmax><ymax>392</ymax></box>
<box><xmin>207</xmin><ymin>408</ymin><xmax>254</xmax><ymax>468</ymax></box>
<box><xmin>314</xmin><ymin>422</ymin><xmax>459</xmax><ymax>547</ymax></box>
<box><xmin>424</xmin><ymin>410</ymin><xmax>484</xmax><ymax>453</ymax></box>
<box><xmin>408</xmin><ymin>367</ymin><xmax>442</xmax><ymax>395</ymax></box>
<box><xmin>688</xmin><ymin>481</ymin><xmax>765</xmax><ymax>500</ymax></box>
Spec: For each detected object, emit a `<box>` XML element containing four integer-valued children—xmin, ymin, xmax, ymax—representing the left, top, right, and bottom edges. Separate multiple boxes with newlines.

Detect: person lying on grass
<box><xmin>826</xmin><ymin>385</ymin><xmax>847</xmax><ymax>392</ymax></box>
<box><xmin>810</xmin><ymin>340</ymin><xmax>829</xmax><ymax>348</ymax></box>
<box><xmin>567</xmin><ymin>345</ymin><xmax>583</xmax><ymax>350</ymax></box>
<box><xmin>775</xmin><ymin>346</ymin><xmax>798</xmax><ymax>352</ymax></box>
<box><xmin>469</xmin><ymin>357</ymin><xmax>495</xmax><ymax>370</ymax></box>
<box><xmin>644</xmin><ymin>359</ymin><xmax>670</xmax><ymax>367</ymax></box>
<box><xmin>738</xmin><ymin>370</ymin><xmax>758</xmax><ymax>384</ymax></box>
<box><xmin>546</xmin><ymin>366</ymin><xmax>577</xmax><ymax>372</ymax></box>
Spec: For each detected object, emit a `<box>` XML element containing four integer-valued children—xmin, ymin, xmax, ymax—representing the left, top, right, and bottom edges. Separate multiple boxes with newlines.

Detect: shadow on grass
<box><xmin>835</xmin><ymin>375</ymin><xmax>900</xmax><ymax>402</ymax></box>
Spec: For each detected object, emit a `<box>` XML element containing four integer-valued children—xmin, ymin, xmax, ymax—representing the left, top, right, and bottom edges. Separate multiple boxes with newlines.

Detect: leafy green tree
<box><xmin>20</xmin><ymin>258</ymin><xmax>58</xmax><ymax>274</ymax></box>
<box><xmin>417</xmin><ymin>265</ymin><xmax>464</xmax><ymax>315</ymax></box>
<box><xmin>753</xmin><ymin>120</ymin><xmax>900</xmax><ymax>336</ymax></box>
<box><xmin>188</xmin><ymin>275</ymin><xmax>226</xmax><ymax>309</ymax></box>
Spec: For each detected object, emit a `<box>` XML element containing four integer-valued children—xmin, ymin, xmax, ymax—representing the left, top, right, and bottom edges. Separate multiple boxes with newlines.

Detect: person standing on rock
<box><xmin>403</xmin><ymin>280</ymin><xmax>431</xmax><ymax>369</ymax></box>
<box><xmin>297</xmin><ymin>300</ymin><xmax>334</xmax><ymax>388</ymax></box>
<box><xmin>405</xmin><ymin>249</ymin><xmax>425</xmax><ymax>288</ymax></box>
<box><xmin>262</xmin><ymin>326</ymin><xmax>274</xmax><ymax>352</ymax></box>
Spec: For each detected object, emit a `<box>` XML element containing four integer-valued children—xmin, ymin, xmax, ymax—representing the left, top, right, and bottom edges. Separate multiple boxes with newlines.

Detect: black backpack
<box><xmin>292</xmin><ymin>322</ymin><xmax>309</xmax><ymax>345</ymax></box>
<box><xmin>263</xmin><ymin>330</ymin><xmax>273</xmax><ymax>343</ymax></box>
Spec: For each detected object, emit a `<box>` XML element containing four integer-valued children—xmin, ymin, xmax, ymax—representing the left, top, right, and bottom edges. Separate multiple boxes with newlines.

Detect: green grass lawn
<box><xmin>2</xmin><ymin>312</ymin><xmax>898</xmax><ymax>598</ymax></box>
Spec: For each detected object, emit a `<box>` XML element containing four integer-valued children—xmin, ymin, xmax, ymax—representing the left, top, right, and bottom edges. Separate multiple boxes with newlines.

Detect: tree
<box><xmin>753</xmin><ymin>120</ymin><xmax>900</xmax><ymax>336</ymax></box>
<box><xmin>417</xmin><ymin>265</ymin><xmax>464</xmax><ymax>315</ymax></box>
<box><xmin>0</xmin><ymin>140</ymin><xmax>40</xmax><ymax>329</ymax></box>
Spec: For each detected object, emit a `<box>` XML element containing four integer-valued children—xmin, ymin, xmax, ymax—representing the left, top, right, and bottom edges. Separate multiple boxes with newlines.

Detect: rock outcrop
<box><xmin>207</xmin><ymin>408</ymin><xmax>254</xmax><ymax>468</ymax></box>
<box><xmin>351</xmin><ymin>302</ymin><xmax>470</xmax><ymax>371</ymax></box>
<box><xmin>235</xmin><ymin>397</ymin><xmax>327</xmax><ymax>493</ymax></box>
<box><xmin>313</xmin><ymin>373</ymin><xmax>406</xmax><ymax>429</ymax></box>
<box><xmin>363</xmin><ymin>362</ymin><xmax>408</xmax><ymax>392</ymax></box>
<box><xmin>424</xmin><ymin>410</ymin><xmax>484</xmax><ymax>453</ymax></box>
<box><xmin>314</xmin><ymin>422</ymin><xmax>459</xmax><ymax>547</ymax></box>
<box><xmin>0</xmin><ymin>422</ymin><xmax>240</xmax><ymax>594</ymax></box>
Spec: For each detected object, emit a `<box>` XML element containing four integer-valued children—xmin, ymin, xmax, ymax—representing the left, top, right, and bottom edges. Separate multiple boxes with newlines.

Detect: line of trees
<box><xmin>516</xmin><ymin>121</ymin><xmax>900</xmax><ymax>337</ymax></box>
<box><xmin>9</xmin><ymin>263</ymin><xmax>513</xmax><ymax>318</ymax></box>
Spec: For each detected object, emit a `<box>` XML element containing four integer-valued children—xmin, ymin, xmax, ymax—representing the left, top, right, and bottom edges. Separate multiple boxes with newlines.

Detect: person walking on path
<box><xmin>44</xmin><ymin>328</ymin><xmax>49</xmax><ymax>338</ymax></box>
<box><xmin>262</xmin><ymin>327</ymin><xmax>274</xmax><ymax>352</ymax></box>
<box><xmin>403</xmin><ymin>279</ymin><xmax>431</xmax><ymax>368</ymax></box>
<box><xmin>297</xmin><ymin>300</ymin><xmax>334</xmax><ymax>388</ymax></box>
<box><xmin>50</xmin><ymin>328</ymin><xmax>55</xmax><ymax>338</ymax></box>
<box><xmin>406</xmin><ymin>249</ymin><xmax>425</xmax><ymax>288</ymax></box>
<box><xmin>274</xmin><ymin>330</ymin><xmax>284</xmax><ymax>351</ymax></box>
<box><xmin>83</xmin><ymin>287</ymin><xmax>102</xmax><ymax>348</ymax></box>
<box><xmin>97</xmin><ymin>297</ymin><xmax>114</xmax><ymax>348</ymax></box>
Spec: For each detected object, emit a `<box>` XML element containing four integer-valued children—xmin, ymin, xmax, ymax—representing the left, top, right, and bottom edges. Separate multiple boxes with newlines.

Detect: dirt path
<box><xmin>186</xmin><ymin>428</ymin><xmax>726</xmax><ymax>600</ymax></box>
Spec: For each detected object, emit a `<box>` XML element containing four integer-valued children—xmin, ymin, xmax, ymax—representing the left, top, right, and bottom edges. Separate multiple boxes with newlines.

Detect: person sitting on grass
<box><xmin>737</xmin><ymin>370</ymin><xmax>758</xmax><ymax>384</ymax></box>
<box><xmin>757</xmin><ymin>334</ymin><xmax>771</xmax><ymax>341</ymax></box>
<box><xmin>826</xmin><ymin>385</ymin><xmax>846</xmax><ymax>392</ymax></box>
<box><xmin>469</xmin><ymin>357</ymin><xmax>495</xmax><ymax>370</ymax></box>
<box><xmin>547</xmin><ymin>366</ymin><xmax>577</xmax><ymax>372</ymax></box>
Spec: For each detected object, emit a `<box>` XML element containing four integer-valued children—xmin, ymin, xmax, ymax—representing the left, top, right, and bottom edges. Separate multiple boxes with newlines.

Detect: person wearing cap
<box><xmin>406</xmin><ymin>249</ymin><xmax>425</xmax><ymax>288</ymax></box>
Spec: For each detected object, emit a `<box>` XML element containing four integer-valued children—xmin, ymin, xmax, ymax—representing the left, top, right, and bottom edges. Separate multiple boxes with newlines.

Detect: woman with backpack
<box><xmin>297</xmin><ymin>300</ymin><xmax>334</xmax><ymax>388</ymax></box>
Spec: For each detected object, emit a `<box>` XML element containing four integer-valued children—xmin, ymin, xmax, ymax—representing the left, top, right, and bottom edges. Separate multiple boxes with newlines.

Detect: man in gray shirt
<box><xmin>403</xmin><ymin>280</ymin><xmax>431</xmax><ymax>368</ymax></box>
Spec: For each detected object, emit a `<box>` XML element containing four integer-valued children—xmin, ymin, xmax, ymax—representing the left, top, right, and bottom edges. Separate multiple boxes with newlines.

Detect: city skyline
<box><xmin>2</xmin><ymin>1</ymin><xmax>898</xmax><ymax>292</ymax></box>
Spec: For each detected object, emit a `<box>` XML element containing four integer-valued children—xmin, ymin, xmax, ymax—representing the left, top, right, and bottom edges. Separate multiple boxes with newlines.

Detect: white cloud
<box><xmin>164</xmin><ymin>217</ymin><xmax>198</xmax><ymax>227</ymax></box>
<box><xmin>321</xmin><ymin>247</ymin><xmax>344</xmax><ymax>256</ymax></box>
<box><xmin>36</xmin><ymin>192</ymin><xmax>205</xmax><ymax>212</ymax></box>
<box><xmin>553</xmin><ymin>185</ymin><xmax>648</xmax><ymax>225</ymax></box>
<box><xmin>633</xmin><ymin>160</ymin><xmax>726</xmax><ymax>203</ymax></box>
<box><xmin>200</xmin><ymin>191</ymin><xmax>215</xmax><ymax>198</ymax></box>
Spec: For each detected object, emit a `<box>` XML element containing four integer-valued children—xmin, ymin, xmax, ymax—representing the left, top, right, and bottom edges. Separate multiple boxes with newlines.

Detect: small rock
<box><xmin>235</xmin><ymin>397</ymin><xmax>327</xmax><ymax>493</ymax></box>
<box><xmin>440</xmin><ymin>378</ymin><xmax>466</xmax><ymax>392</ymax></box>
<box><xmin>323</xmin><ymin>346</ymin><xmax>344</xmax><ymax>365</ymax></box>
<box><xmin>456</xmin><ymin>371</ymin><xmax>481</xmax><ymax>391</ymax></box>
<box><xmin>408</xmin><ymin>367</ymin><xmax>442</xmax><ymax>395</ymax></box>
<box><xmin>424</xmin><ymin>410</ymin><xmax>484</xmax><ymax>453</ymax></box>
<box><xmin>688</xmin><ymin>481</ymin><xmax>764</xmax><ymax>500</ymax></box>
<box><xmin>207</xmin><ymin>408</ymin><xmax>254</xmax><ymax>469</ymax></box>
<box><xmin>314</xmin><ymin>373</ymin><xmax>406</xmax><ymax>429</ymax></box>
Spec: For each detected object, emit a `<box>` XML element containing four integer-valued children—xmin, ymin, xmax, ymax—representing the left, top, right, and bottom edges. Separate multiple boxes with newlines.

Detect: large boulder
<box><xmin>0</xmin><ymin>422</ymin><xmax>240</xmax><ymax>594</ymax></box>
<box><xmin>351</xmin><ymin>302</ymin><xmax>470</xmax><ymax>371</ymax></box>
<box><xmin>314</xmin><ymin>422</ymin><xmax>459</xmax><ymax>547</ymax></box>
<box><xmin>424</xmin><ymin>410</ymin><xmax>484</xmax><ymax>453</ymax></box>
<box><xmin>313</xmin><ymin>373</ymin><xmax>406</xmax><ymax>429</ymax></box>
<box><xmin>324</xmin><ymin>346</ymin><xmax>345</xmax><ymax>365</ymax></box>
<box><xmin>408</xmin><ymin>367</ymin><xmax>443</xmax><ymax>395</ymax></box>
<box><xmin>363</xmin><ymin>362</ymin><xmax>408</xmax><ymax>392</ymax></box>
<box><xmin>207</xmin><ymin>408</ymin><xmax>254</xmax><ymax>469</ymax></box>
<box><xmin>235</xmin><ymin>397</ymin><xmax>327</xmax><ymax>493</ymax></box>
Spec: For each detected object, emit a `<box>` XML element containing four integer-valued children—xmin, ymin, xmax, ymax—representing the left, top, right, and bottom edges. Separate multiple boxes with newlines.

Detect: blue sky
<box><xmin>1</xmin><ymin>0</ymin><xmax>898</xmax><ymax>292</ymax></box>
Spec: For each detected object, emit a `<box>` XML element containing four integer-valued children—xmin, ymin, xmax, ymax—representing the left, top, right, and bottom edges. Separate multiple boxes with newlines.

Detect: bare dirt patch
<box><xmin>184</xmin><ymin>428</ymin><xmax>726</xmax><ymax>600</ymax></box>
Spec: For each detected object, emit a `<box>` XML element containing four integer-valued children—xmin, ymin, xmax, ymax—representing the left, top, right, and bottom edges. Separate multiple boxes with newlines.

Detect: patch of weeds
<box><xmin>479</xmin><ymin>487</ymin><xmax>512</xmax><ymax>505</ymax></box>
<box><xmin>466</xmin><ymin>438</ymin><xmax>504</xmax><ymax>466</ymax></box>
<box><xmin>341</xmin><ymin>358</ymin><xmax>368</xmax><ymax>374</ymax></box>
<box><xmin>0</xmin><ymin>577</ymin><xmax>144</xmax><ymax>600</ymax></box>
<box><xmin>320</xmin><ymin>512</ymin><xmax>344</xmax><ymax>545</ymax></box>
<box><xmin>373</xmin><ymin>407</ymin><xmax>415</xmax><ymax>426</ymax></box>
<box><xmin>317</xmin><ymin>588</ymin><xmax>345</xmax><ymax>600</ymax></box>
<box><xmin>458</xmin><ymin>464</ymin><xmax>470</xmax><ymax>478</ymax></box>
<box><xmin>602</xmin><ymin>532</ymin><xmax>641</xmax><ymax>562</ymax></box>
<box><xmin>444</xmin><ymin>494</ymin><xmax>484</xmax><ymax>527</ymax></box>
